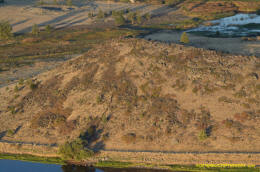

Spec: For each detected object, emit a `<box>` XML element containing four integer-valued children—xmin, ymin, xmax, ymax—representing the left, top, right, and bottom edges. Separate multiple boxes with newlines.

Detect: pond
<box><xmin>188</xmin><ymin>13</ymin><xmax>260</xmax><ymax>37</ymax></box>
<box><xmin>0</xmin><ymin>159</ymin><xmax>171</xmax><ymax>172</ymax></box>
<box><xmin>143</xmin><ymin>13</ymin><xmax>260</xmax><ymax>57</ymax></box>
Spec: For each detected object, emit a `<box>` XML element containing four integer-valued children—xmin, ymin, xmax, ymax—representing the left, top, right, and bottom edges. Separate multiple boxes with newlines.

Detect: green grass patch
<box><xmin>95</xmin><ymin>161</ymin><xmax>259</xmax><ymax>171</ymax></box>
<box><xmin>95</xmin><ymin>161</ymin><xmax>134</xmax><ymax>168</ymax></box>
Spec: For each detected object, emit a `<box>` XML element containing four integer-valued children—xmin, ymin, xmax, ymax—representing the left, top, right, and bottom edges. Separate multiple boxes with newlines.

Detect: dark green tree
<box><xmin>58</xmin><ymin>138</ymin><xmax>94</xmax><ymax>160</ymax></box>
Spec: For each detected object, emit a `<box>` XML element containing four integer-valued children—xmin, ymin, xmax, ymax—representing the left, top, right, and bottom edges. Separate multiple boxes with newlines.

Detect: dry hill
<box><xmin>0</xmin><ymin>38</ymin><xmax>259</xmax><ymax>152</ymax></box>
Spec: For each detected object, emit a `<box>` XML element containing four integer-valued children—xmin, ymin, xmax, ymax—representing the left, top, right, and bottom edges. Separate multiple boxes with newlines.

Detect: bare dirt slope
<box><xmin>0</xmin><ymin>38</ymin><xmax>259</xmax><ymax>152</ymax></box>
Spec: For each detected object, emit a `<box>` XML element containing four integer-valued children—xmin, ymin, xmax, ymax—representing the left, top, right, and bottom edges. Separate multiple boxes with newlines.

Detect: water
<box><xmin>188</xmin><ymin>13</ymin><xmax>260</xmax><ymax>37</ymax></box>
<box><xmin>0</xmin><ymin>160</ymin><xmax>170</xmax><ymax>172</ymax></box>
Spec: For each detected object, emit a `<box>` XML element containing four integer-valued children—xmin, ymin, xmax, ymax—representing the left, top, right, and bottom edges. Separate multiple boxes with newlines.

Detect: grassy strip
<box><xmin>0</xmin><ymin>153</ymin><xmax>65</xmax><ymax>165</ymax></box>
<box><xmin>95</xmin><ymin>161</ymin><xmax>259</xmax><ymax>172</ymax></box>
<box><xmin>0</xmin><ymin>154</ymin><xmax>259</xmax><ymax>171</ymax></box>
<box><xmin>0</xmin><ymin>28</ymin><xmax>141</xmax><ymax>67</ymax></box>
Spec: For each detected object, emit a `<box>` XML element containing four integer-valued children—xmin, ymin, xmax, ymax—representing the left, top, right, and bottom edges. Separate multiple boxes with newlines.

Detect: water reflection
<box><xmin>188</xmin><ymin>13</ymin><xmax>260</xmax><ymax>37</ymax></box>
<box><xmin>62</xmin><ymin>165</ymin><xmax>171</xmax><ymax>172</ymax></box>
<box><xmin>0</xmin><ymin>160</ymin><xmax>170</xmax><ymax>172</ymax></box>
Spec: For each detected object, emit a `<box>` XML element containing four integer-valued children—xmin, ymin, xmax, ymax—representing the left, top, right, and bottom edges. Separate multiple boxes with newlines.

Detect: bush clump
<box><xmin>58</xmin><ymin>138</ymin><xmax>94</xmax><ymax>160</ymax></box>
<box><xmin>45</xmin><ymin>25</ymin><xmax>53</xmax><ymax>33</ymax></box>
<box><xmin>32</xmin><ymin>24</ymin><xmax>40</xmax><ymax>36</ymax></box>
<box><xmin>198</xmin><ymin>130</ymin><xmax>208</xmax><ymax>141</ymax></box>
<box><xmin>114</xmin><ymin>14</ymin><xmax>126</xmax><ymax>26</ymax></box>
<box><xmin>0</xmin><ymin>21</ymin><xmax>13</xmax><ymax>40</ymax></box>
<box><xmin>180</xmin><ymin>32</ymin><xmax>189</xmax><ymax>44</ymax></box>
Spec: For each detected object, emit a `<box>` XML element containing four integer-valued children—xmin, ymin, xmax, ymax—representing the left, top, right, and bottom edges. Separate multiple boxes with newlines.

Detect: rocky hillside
<box><xmin>0</xmin><ymin>38</ymin><xmax>259</xmax><ymax>152</ymax></box>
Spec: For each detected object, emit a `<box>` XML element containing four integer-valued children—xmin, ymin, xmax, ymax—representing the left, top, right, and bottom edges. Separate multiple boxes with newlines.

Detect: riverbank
<box><xmin>1</xmin><ymin>152</ymin><xmax>259</xmax><ymax>171</ymax></box>
<box><xmin>1</xmin><ymin>141</ymin><xmax>260</xmax><ymax>171</ymax></box>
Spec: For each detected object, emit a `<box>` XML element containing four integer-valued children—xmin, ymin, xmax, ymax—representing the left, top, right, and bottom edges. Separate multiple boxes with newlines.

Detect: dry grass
<box><xmin>0</xmin><ymin>38</ymin><xmax>259</xmax><ymax>153</ymax></box>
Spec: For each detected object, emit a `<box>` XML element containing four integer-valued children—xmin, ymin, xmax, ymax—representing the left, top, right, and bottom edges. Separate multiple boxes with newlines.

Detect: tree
<box><xmin>58</xmin><ymin>138</ymin><xmax>94</xmax><ymax>160</ymax></box>
<box><xmin>0</xmin><ymin>0</ymin><xmax>4</xmax><ymax>3</ymax></box>
<box><xmin>31</xmin><ymin>24</ymin><xmax>40</xmax><ymax>36</ymax></box>
<box><xmin>0</xmin><ymin>21</ymin><xmax>13</xmax><ymax>40</ymax></box>
<box><xmin>180</xmin><ymin>32</ymin><xmax>189</xmax><ymax>44</ymax></box>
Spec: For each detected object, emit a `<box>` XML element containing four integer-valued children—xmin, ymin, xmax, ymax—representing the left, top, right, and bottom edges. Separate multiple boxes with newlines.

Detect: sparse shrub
<box><xmin>88</xmin><ymin>12</ymin><xmax>94</xmax><ymax>18</ymax></box>
<box><xmin>128</xmin><ymin>12</ymin><xmax>137</xmax><ymax>24</ymax></box>
<box><xmin>234</xmin><ymin>89</ymin><xmax>247</xmax><ymax>98</ymax></box>
<box><xmin>18</xmin><ymin>78</ymin><xmax>24</xmax><ymax>85</ymax></box>
<box><xmin>242</xmin><ymin>103</ymin><xmax>250</xmax><ymax>109</ymax></box>
<box><xmin>14</xmin><ymin>85</ymin><xmax>19</xmax><ymax>92</ymax></box>
<box><xmin>8</xmin><ymin>106</ymin><xmax>16</xmax><ymax>114</ymax></box>
<box><xmin>97</xmin><ymin>10</ymin><xmax>105</xmax><ymax>19</ymax></box>
<box><xmin>45</xmin><ymin>25</ymin><xmax>53</xmax><ymax>33</ymax></box>
<box><xmin>14</xmin><ymin>94</ymin><xmax>19</xmax><ymax>99</ymax></box>
<box><xmin>198</xmin><ymin>130</ymin><xmax>208</xmax><ymax>141</ymax></box>
<box><xmin>53</xmin><ymin>0</ymin><xmax>58</xmax><ymax>5</ymax></box>
<box><xmin>96</xmin><ymin>94</ymin><xmax>104</xmax><ymax>104</ymax></box>
<box><xmin>218</xmin><ymin>96</ymin><xmax>233</xmax><ymax>103</ymax></box>
<box><xmin>38</xmin><ymin>0</ymin><xmax>44</xmax><ymax>5</ymax></box>
<box><xmin>256</xmin><ymin>84</ymin><xmax>260</xmax><ymax>91</ymax></box>
<box><xmin>29</xmin><ymin>82</ymin><xmax>39</xmax><ymax>91</ymax></box>
<box><xmin>102</xmin><ymin>114</ymin><xmax>108</xmax><ymax>123</ymax></box>
<box><xmin>180</xmin><ymin>32</ymin><xmax>189</xmax><ymax>44</ymax></box>
<box><xmin>0</xmin><ymin>21</ymin><xmax>13</xmax><ymax>40</ymax></box>
<box><xmin>136</xmin><ymin>14</ymin><xmax>143</xmax><ymax>24</ymax></box>
<box><xmin>192</xmin><ymin>86</ymin><xmax>199</xmax><ymax>94</ymax></box>
<box><xmin>222</xmin><ymin>119</ymin><xmax>233</xmax><ymax>128</ymax></box>
<box><xmin>144</xmin><ymin>13</ymin><xmax>151</xmax><ymax>21</ymax></box>
<box><xmin>196</xmin><ymin>108</ymin><xmax>211</xmax><ymax>130</ymax></box>
<box><xmin>66</xmin><ymin>0</ymin><xmax>72</xmax><ymax>6</ymax></box>
<box><xmin>122</xmin><ymin>133</ymin><xmax>136</xmax><ymax>143</ymax></box>
<box><xmin>58</xmin><ymin>138</ymin><xmax>94</xmax><ymax>160</ymax></box>
<box><xmin>172</xmin><ymin>79</ymin><xmax>186</xmax><ymax>91</ymax></box>
<box><xmin>6</xmin><ymin>129</ymin><xmax>15</xmax><ymax>137</ymax></box>
<box><xmin>114</xmin><ymin>14</ymin><xmax>126</xmax><ymax>26</ymax></box>
<box><xmin>31</xmin><ymin>24</ymin><xmax>40</xmax><ymax>36</ymax></box>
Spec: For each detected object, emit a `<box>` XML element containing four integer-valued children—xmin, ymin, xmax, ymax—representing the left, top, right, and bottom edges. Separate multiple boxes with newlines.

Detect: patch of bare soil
<box><xmin>0</xmin><ymin>38</ymin><xmax>259</xmax><ymax>153</ymax></box>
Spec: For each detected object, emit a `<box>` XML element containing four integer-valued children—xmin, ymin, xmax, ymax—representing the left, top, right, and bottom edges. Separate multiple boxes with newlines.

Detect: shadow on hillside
<box><xmin>80</xmin><ymin>126</ymin><xmax>105</xmax><ymax>151</ymax></box>
<box><xmin>0</xmin><ymin>131</ymin><xmax>6</xmax><ymax>140</ymax></box>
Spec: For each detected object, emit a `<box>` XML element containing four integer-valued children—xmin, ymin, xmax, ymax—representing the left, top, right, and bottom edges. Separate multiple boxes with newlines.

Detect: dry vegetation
<box><xmin>0</xmin><ymin>38</ymin><xmax>259</xmax><ymax>153</ymax></box>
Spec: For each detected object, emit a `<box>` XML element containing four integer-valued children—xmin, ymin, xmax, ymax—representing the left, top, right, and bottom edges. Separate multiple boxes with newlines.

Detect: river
<box><xmin>0</xmin><ymin>159</ymin><xmax>172</xmax><ymax>172</ymax></box>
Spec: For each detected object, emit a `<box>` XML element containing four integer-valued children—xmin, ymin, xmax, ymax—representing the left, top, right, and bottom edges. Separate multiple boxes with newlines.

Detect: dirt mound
<box><xmin>0</xmin><ymin>38</ymin><xmax>259</xmax><ymax>152</ymax></box>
